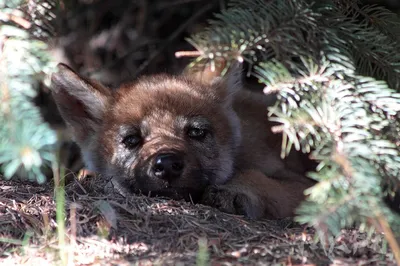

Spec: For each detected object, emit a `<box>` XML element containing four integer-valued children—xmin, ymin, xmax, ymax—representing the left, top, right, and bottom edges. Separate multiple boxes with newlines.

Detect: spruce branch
<box><xmin>0</xmin><ymin>0</ymin><xmax>58</xmax><ymax>183</ymax></box>
<box><xmin>335</xmin><ymin>0</ymin><xmax>400</xmax><ymax>42</ymax></box>
<box><xmin>318</xmin><ymin>3</ymin><xmax>400</xmax><ymax>89</ymax></box>
<box><xmin>185</xmin><ymin>0</ymin><xmax>400</xmax><ymax>253</ymax></box>
<box><xmin>187</xmin><ymin>0</ymin><xmax>320</xmax><ymax>72</ymax></box>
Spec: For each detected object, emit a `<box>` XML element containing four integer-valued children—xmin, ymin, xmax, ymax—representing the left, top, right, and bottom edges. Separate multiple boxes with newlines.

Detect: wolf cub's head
<box><xmin>51</xmin><ymin>64</ymin><xmax>242</xmax><ymax>201</ymax></box>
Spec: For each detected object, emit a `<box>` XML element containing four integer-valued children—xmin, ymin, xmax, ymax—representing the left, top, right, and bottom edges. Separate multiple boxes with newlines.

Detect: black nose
<box><xmin>152</xmin><ymin>153</ymin><xmax>184</xmax><ymax>181</ymax></box>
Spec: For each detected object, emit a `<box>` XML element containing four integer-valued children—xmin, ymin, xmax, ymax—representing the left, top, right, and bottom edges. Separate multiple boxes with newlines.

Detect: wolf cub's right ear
<box><xmin>50</xmin><ymin>64</ymin><xmax>111</xmax><ymax>145</ymax></box>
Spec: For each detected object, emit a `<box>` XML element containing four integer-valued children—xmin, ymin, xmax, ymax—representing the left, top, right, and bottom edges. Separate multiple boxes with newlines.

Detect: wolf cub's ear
<box><xmin>185</xmin><ymin>59</ymin><xmax>243</xmax><ymax>105</ymax></box>
<box><xmin>50</xmin><ymin>64</ymin><xmax>111</xmax><ymax>145</ymax></box>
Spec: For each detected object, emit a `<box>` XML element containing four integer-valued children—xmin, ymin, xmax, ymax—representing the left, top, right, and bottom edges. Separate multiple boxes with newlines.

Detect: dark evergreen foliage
<box><xmin>187</xmin><ymin>0</ymin><xmax>400</xmax><ymax>240</ymax></box>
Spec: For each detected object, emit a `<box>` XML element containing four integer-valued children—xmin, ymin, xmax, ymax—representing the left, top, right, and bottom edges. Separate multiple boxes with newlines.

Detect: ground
<box><xmin>0</xmin><ymin>177</ymin><xmax>396</xmax><ymax>265</ymax></box>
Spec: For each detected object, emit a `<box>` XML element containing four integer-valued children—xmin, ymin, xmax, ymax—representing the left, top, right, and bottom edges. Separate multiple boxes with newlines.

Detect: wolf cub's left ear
<box><xmin>185</xmin><ymin>60</ymin><xmax>243</xmax><ymax>105</ymax></box>
<box><xmin>219</xmin><ymin>61</ymin><xmax>243</xmax><ymax>103</ymax></box>
<box><xmin>50</xmin><ymin>63</ymin><xmax>111</xmax><ymax>145</ymax></box>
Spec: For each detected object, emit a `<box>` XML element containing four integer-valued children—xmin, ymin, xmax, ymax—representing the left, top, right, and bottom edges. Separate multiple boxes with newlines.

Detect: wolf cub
<box><xmin>51</xmin><ymin>63</ymin><xmax>315</xmax><ymax>219</ymax></box>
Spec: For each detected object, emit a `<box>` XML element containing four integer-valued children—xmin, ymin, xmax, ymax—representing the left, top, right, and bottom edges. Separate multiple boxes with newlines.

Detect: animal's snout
<box><xmin>152</xmin><ymin>152</ymin><xmax>184</xmax><ymax>181</ymax></box>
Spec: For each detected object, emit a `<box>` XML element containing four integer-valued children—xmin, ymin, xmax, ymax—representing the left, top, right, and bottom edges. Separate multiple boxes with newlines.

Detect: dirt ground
<box><xmin>1</xmin><ymin>0</ymin><xmax>399</xmax><ymax>265</ymax></box>
<box><xmin>0</xmin><ymin>177</ymin><xmax>396</xmax><ymax>265</ymax></box>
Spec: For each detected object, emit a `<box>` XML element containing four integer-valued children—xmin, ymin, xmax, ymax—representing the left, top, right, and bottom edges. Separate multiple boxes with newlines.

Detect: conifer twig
<box><xmin>0</xmin><ymin>11</ymin><xmax>31</xmax><ymax>29</ymax></box>
<box><xmin>175</xmin><ymin>50</ymin><xmax>202</xmax><ymax>58</ymax></box>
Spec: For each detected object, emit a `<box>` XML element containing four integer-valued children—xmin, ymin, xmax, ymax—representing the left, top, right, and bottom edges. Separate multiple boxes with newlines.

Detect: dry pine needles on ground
<box><xmin>0</xmin><ymin>176</ymin><xmax>396</xmax><ymax>265</ymax></box>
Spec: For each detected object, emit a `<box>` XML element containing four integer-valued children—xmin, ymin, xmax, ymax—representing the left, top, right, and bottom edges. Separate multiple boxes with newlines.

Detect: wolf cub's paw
<box><xmin>201</xmin><ymin>185</ymin><xmax>264</xmax><ymax>219</ymax></box>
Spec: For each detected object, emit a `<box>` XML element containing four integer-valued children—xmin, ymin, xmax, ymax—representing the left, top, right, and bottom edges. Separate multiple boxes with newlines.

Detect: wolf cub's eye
<box><xmin>122</xmin><ymin>135</ymin><xmax>141</xmax><ymax>149</ymax></box>
<box><xmin>187</xmin><ymin>127</ymin><xmax>208</xmax><ymax>140</ymax></box>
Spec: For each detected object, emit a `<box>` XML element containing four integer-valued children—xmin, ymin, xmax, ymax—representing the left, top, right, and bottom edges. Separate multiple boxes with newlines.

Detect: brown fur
<box><xmin>50</xmin><ymin>63</ymin><xmax>316</xmax><ymax>219</ymax></box>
